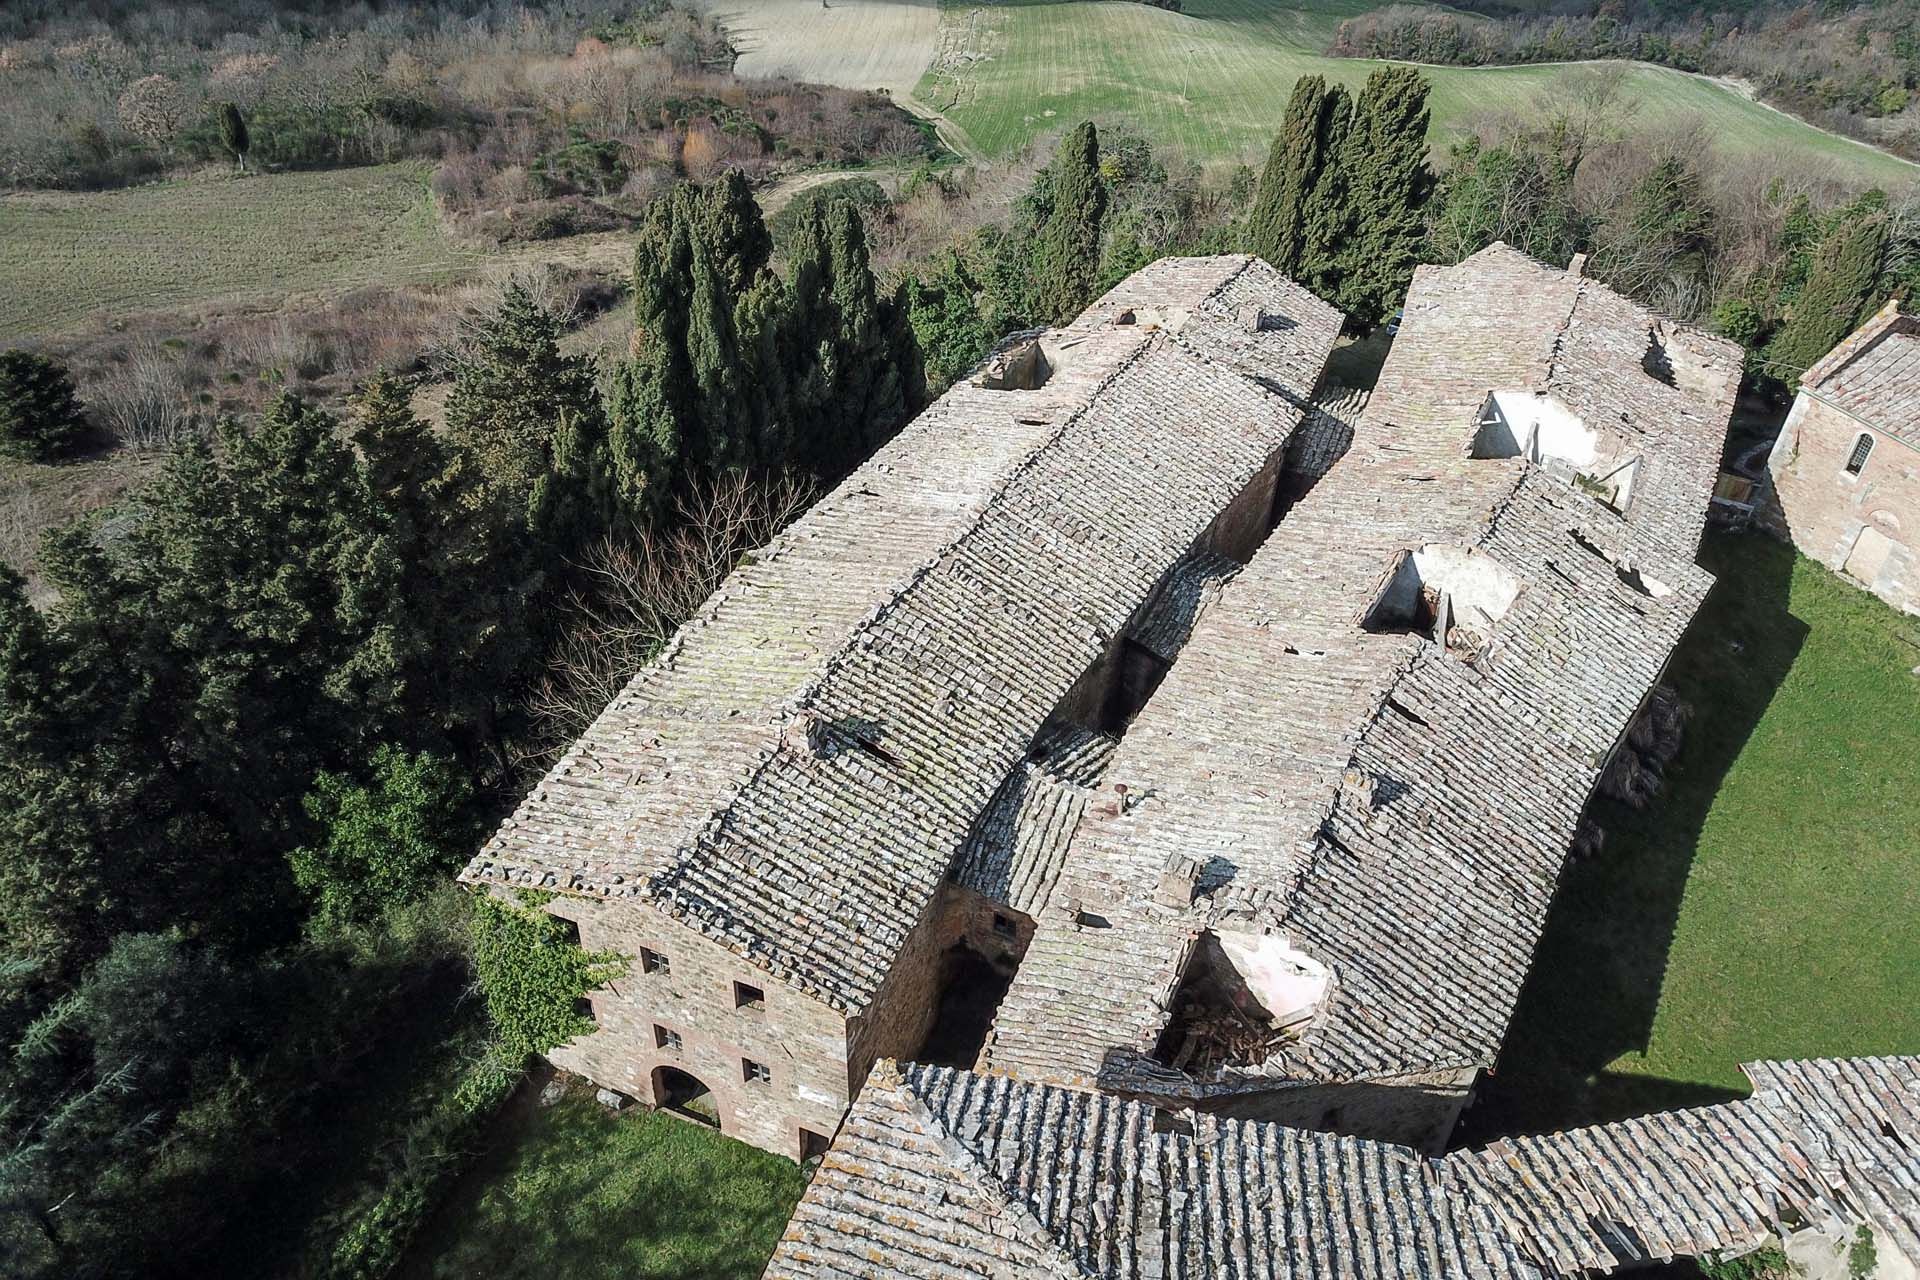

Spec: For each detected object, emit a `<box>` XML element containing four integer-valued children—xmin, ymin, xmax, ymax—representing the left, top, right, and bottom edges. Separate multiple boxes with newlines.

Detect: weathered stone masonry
<box><xmin>1764</xmin><ymin>300</ymin><xmax>1920</xmax><ymax>615</ymax></box>
<box><xmin>459</xmin><ymin>256</ymin><xmax>1344</xmax><ymax>1159</ymax></box>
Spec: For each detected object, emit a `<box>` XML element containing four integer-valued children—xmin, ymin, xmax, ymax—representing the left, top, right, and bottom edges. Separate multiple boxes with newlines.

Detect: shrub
<box><xmin>1700</xmin><ymin>1245</ymin><xmax>1794</xmax><ymax>1280</ymax></box>
<box><xmin>0</xmin><ymin>349</ymin><xmax>89</xmax><ymax>461</ymax></box>
<box><xmin>290</xmin><ymin>746</ymin><xmax>474</xmax><ymax>930</ymax></box>
<box><xmin>87</xmin><ymin>339</ymin><xmax>203</xmax><ymax>450</ymax></box>
<box><xmin>768</xmin><ymin>176</ymin><xmax>890</xmax><ymax>250</ymax></box>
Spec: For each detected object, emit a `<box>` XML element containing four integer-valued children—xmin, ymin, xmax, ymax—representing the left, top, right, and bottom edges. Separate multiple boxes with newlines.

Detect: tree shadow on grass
<box><xmin>402</xmin><ymin>1074</ymin><xmax>803</xmax><ymax>1280</ymax></box>
<box><xmin>1455</xmin><ymin>531</ymin><xmax>1808</xmax><ymax>1144</ymax></box>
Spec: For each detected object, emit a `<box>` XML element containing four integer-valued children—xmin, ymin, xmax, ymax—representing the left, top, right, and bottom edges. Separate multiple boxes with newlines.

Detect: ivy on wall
<box><xmin>469</xmin><ymin>891</ymin><xmax>628</xmax><ymax>1060</ymax></box>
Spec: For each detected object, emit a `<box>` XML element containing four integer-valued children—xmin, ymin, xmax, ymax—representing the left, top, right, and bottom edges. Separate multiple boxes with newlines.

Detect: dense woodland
<box><xmin>1330</xmin><ymin>0</ymin><xmax>1920</xmax><ymax>160</ymax></box>
<box><xmin>3</xmin><ymin>4</ymin><xmax>1920</xmax><ymax>1276</ymax></box>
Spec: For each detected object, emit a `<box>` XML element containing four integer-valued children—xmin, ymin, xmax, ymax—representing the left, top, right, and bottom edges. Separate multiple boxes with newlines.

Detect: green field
<box><xmin>0</xmin><ymin>164</ymin><xmax>483</xmax><ymax>340</ymax></box>
<box><xmin>401</xmin><ymin>1082</ymin><xmax>804</xmax><ymax>1280</ymax></box>
<box><xmin>1464</xmin><ymin>533</ymin><xmax>1920</xmax><ymax>1140</ymax></box>
<box><xmin>914</xmin><ymin>0</ymin><xmax>1920</xmax><ymax>185</ymax></box>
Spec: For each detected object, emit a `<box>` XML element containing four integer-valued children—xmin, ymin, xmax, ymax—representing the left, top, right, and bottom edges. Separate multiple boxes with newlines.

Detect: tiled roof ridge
<box><xmin>1802</xmin><ymin>296</ymin><xmax>1909</xmax><ymax>389</ymax></box>
<box><xmin>1234</xmin><ymin>466</ymin><xmax>1545</xmax><ymax>1081</ymax></box>
<box><xmin>644</xmin><ymin>260</ymin><xmax>1320</xmax><ymax>1011</ymax></box>
<box><xmin>774</xmin><ymin>1056</ymin><xmax>1920</xmax><ymax>1280</ymax></box>
<box><xmin>642</xmin><ymin>325</ymin><xmax>1183</xmax><ymax>1011</ymax></box>
<box><xmin>890</xmin><ymin>1062</ymin><xmax>1098</xmax><ymax>1280</ymax></box>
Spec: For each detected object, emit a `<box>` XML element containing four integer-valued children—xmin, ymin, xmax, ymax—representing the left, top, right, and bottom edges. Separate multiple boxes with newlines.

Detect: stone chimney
<box><xmin>1154</xmin><ymin>853</ymin><xmax>1203</xmax><ymax>909</ymax></box>
<box><xmin>1567</xmin><ymin>252</ymin><xmax>1589</xmax><ymax>278</ymax></box>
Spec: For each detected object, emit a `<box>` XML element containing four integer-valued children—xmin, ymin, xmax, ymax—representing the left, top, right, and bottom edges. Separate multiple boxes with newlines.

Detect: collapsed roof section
<box><xmin>981</xmin><ymin>244</ymin><xmax>1743</xmax><ymax>1098</ymax></box>
<box><xmin>766</xmin><ymin>1056</ymin><xmax>1920</xmax><ymax>1280</ymax></box>
<box><xmin>459</xmin><ymin>255</ymin><xmax>1344</xmax><ymax>1016</ymax></box>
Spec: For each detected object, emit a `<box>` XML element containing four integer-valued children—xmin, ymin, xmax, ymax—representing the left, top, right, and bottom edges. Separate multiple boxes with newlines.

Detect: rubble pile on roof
<box><xmin>461</xmin><ymin>256</ymin><xmax>1343</xmax><ymax>1014</ymax></box>
<box><xmin>766</xmin><ymin>1055</ymin><xmax>1920</xmax><ymax>1280</ymax></box>
<box><xmin>982</xmin><ymin>245</ymin><xmax>1744</xmax><ymax>1096</ymax></box>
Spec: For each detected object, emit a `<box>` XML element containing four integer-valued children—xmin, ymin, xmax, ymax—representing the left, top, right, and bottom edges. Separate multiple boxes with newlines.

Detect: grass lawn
<box><xmin>401</xmin><ymin>1079</ymin><xmax>805</xmax><ymax>1280</ymax></box>
<box><xmin>0</xmin><ymin>163</ymin><xmax>482</xmax><ymax>339</ymax></box>
<box><xmin>912</xmin><ymin>0</ymin><xmax>1920</xmax><ymax>186</ymax></box>
<box><xmin>1462</xmin><ymin>531</ymin><xmax>1920</xmax><ymax>1141</ymax></box>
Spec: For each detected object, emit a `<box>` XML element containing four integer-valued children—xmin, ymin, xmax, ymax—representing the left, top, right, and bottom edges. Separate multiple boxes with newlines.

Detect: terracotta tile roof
<box><xmin>766</xmin><ymin>1056</ymin><xmax>1920</xmax><ymax>1280</ymax></box>
<box><xmin>982</xmin><ymin>245</ymin><xmax>1740</xmax><ymax>1093</ymax></box>
<box><xmin>460</xmin><ymin>256</ymin><xmax>1344</xmax><ymax>1015</ymax></box>
<box><xmin>1803</xmin><ymin>302</ymin><xmax>1920</xmax><ymax>448</ymax></box>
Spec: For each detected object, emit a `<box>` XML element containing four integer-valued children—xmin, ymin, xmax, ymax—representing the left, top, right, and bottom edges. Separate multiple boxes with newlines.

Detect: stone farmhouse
<box><xmin>1763</xmin><ymin>301</ymin><xmax>1920</xmax><ymax>614</ymax></box>
<box><xmin>459</xmin><ymin>256</ymin><xmax>1346</xmax><ymax>1160</ymax></box>
<box><xmin>464</xmin><ymin>241</ymin><xmax>1753</xmax><ymax>1210</ymax></box>
<box><xmin>976</xmin><ymin>244</ymin><xmax>1744</xmax><ymax>1153</ymax></box>
<box><xmin>766</xmin><ymin>1054</ymin><xmax>1920</xmax><ymax>1280</ymax></box>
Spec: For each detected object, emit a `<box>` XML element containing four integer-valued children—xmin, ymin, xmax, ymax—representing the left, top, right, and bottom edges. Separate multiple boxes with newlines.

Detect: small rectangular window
<box><xmin>640</xmin><ymin>948</ymin><xmax>670</xmax><ymax>976</ymax></box>
<box><xmin>1846</xmin><ymin>432</ymin><xmax>1874</xmax><ymax>475</ymax></box>
<box><xmin>654</xmin><ymin>1025</ymin><xmax>681</xmax><ymax>1050</ymax></box>
<box><xmin>991</xmin><ymin>913</ymin><xmax>1017</xmax><ymax>940</ymax></box>
<box><xmin>733</xmin><ymin>981</ymin><xmax>765</xmax><ymax>1009</ymax></box>
<box><xmin>743</xmin><ymin>1058</ymin><xmax>771</xmax><ymax>1085</ymax></box>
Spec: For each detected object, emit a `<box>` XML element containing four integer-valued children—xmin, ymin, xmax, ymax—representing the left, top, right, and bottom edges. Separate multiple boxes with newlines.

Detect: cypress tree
<box><xmin>0</xmin><ymin>350</ymin><xmax>89</xmax><ymax>462</ymax></box>
<box><xmin>1298</xmin><ymin>83</ymin><xmax>1353</xmax><ymax>301</ymax></box>
<box><xmin>734</xmin><ymin>270</ymin><xmax>795</xmax><ymax>465</ymax></box>
<box><xmin>1248</xmin><ymin>75</ymin><xmax>1332</xmax><ymax>276</ymax></box>
<box><xmin>700</xmin><ymin>168</ymin><xmax>773</xmax><ymax>296</ymax></box>
<box><xmin>684</xmin><ymin>229</ymin><xmax>756</xmax><ymax>472</ymax></box>
<box><xmin>217</xmin><ymin>101</ymin><xmax>249</xmax><ymax>173</ymax></box>
<box><xmin>608</xmin><ymin>175</ymin><xmax>786</xmax><ymax>509</ymax></box>
<box><xmin>1332</xmin><ymin>66</ymin><xmax>1434</xmax><ymax>325</ymax></box>
<box><xmin>1032</xmin><ymin>122</ymin><xmax>1108</xmax><ymax>324</ymax></box>
<box><xmin>609</xmin><ymin>186</ymin><xmax>698</xmax><ymax>517</ymax></box>
<box><xmin>1767</xmin><ymin>208</ymin><xmax>1889</xmax><ymax>387</ymax></box>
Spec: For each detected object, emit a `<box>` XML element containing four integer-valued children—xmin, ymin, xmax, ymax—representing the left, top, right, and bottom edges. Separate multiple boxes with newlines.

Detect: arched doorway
<box><xmin>652</xmin><ymin>1065</ymin><xmax>720</xmax><ymax>1128</ymax></box>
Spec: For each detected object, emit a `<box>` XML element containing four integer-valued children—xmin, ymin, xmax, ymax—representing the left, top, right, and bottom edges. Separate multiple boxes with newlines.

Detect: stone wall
<box><xmin>845</xmin><ymin>896</ymin><xmax>950</xmax><ymax>1094</ymax></box>
<box><xmin>1767</xmin><ymin>393</ymin><xmax>1920</xmax><ymax>614</ymax></box>
<box><xmin>1186</xmin><ymin>1065</ymin><xmax>1478</xmax><ymax>1155</ymax></box>
<box><xmin>542</xmin><ymin>895</ymin><xmax>852</xmax><ymax>1160</ymax></box>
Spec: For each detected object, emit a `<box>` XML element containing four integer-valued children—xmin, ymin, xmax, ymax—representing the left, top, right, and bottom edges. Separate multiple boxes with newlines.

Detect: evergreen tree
<box><xmin>607</xmin><ymin>176</ymin><xmax>784</xmax><ymax>510</ymax></box>
<box><xmin>1427</xmin><ymin>135</ymin><xmax>1581</xmax><ymax>267</ymax></box>
<box><xmin>342</xmin><ymin>376</ymin><xmax>530</xmax><ymax>756</ymax></box>
<box><xmin>700</xmin><ymin>168</ymin><xmax>774</xmax><ymax>296</ymax></box>
<box><xmin>1332</xmin><ymin>66</ymin><xmax>1433</xmax><ymax>324</ymax></box>
<box><xmin>0</xmin><ymin>568</ymin><xmax>121</xmax><ymax>979</ymax></box>
<box><xmin>906</xmin><ymin>248</ymin><xmax>994</xmax><ymax>392</ymax></box>
<box><xmin>785</xmin><ymin>199</ymin><xmax>922</xmax><ymax>476</ymax></box>
<box><xmin>608</xmin><ymin>188</ymin><xmax>695</xmax><ymax>517</ymax></box>
<box><xmin>1593</xmin><ymin>156</ymin><xmax>1711</xmax><ymax>311</ymax></box>
<box><xmin>1298</xmin><ymin>83</ymin><xmax>1354</xmax><ymax>300</ymax></box>
<box><xmin>1247</xmin><ymin>75</ymin><xmax>1333</xmax><ymax>275</ymax></box>
<box><xmin>1767</xmin><ymin>206</ymin><xmax>1890</xmax><ymax>387</ymax></box>
<box><xmin>22</xmin><ymin>396</ymin><xmax>396</xmax><ymax>944</ymax></box>
<box><xmin>444</xmin><ymin>283</ymin><xmax>616</xmax><ymax>550</ymax></box>
<box><xmin>0</xmin><ymin>350</ymin><xmax>89</xmax><ymax>462</ymax></box>
<box><xmin>1031</xmin><ymin>122</ymin><xmax>1108</xmax><ymax>324</ymax></box>
<box><xmin>216</xmin><ymin>101</ymin><xmax>249</xmax><ymax>173</ymax></box>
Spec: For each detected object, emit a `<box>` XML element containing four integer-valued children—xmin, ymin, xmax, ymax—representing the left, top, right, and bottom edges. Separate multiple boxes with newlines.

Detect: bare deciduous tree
<box><xmin>522</xmin><ymin>470</ymin><xmax>818</xmax><ymax>760</ymax></box>
<box><xmin>116</xmin><ymin>74</ymin><xmax>190</xmax><ymax>152</ymax></box>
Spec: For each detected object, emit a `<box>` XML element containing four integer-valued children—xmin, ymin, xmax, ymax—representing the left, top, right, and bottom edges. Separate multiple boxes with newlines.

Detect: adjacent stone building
<box><xmin>976</xmin><ymin>244</ymin><xmax>1743</xmax><ymax>1152</ymax></box>
<box><xmin>458</xmin><ymin>257</ymin><xmax>1344</xmax><ymax>1159</ymax></box>
<box><xmin>1764</xmin><ymin>300</ymin><xmax>1920</xmax><ymax>614</ymax></box>
<box><xmin>765</xmin><ymin>1055</ymin><xmax>1920</xmax><ymax>1280</ymax></box>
